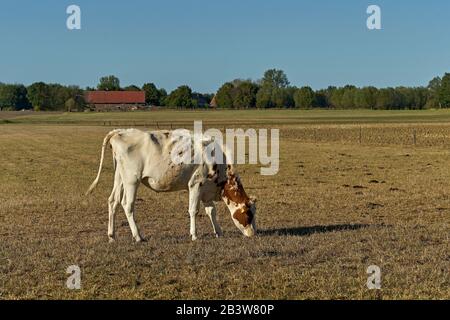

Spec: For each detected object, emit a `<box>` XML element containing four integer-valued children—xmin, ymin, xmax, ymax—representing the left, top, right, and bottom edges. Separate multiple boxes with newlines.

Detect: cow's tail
<box><xmin>85</xmin><ymin>129</ymin><xmax>121</xmax><ymax>195</ymax></box>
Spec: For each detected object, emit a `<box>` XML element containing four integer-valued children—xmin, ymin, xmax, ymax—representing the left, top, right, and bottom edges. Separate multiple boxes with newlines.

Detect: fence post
<box><xmin>413</xmin><ymin>129</ymin><xmax>417</xmax><ymax>145</ymax></box>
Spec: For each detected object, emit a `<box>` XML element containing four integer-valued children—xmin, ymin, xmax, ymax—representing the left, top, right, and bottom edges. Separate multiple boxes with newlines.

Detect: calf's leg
<box><xmin>107</xmin><ymin>169</ymin><xmax>123</xmax><ymax>242</ymax></box>
<box><xmin>121</xmin><ymin>180</ymin><xmax>144</xmax><ymax>242</ymax></box>
<box><xmin>203</xmin><ymin>201</ymin><xmax>223</xmax><ymax>238</ymax></box>
<box><xmin>188</xmin><ymin>183</ymin><xmax>201</xmax><ymax>241</ymax></box>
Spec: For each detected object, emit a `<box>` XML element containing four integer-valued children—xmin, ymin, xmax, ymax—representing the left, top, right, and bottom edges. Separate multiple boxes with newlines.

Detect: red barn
<box><xmin>85</xmin><ymin>91</ymin><xmax>146</xmax><ymax>111</ymax></box>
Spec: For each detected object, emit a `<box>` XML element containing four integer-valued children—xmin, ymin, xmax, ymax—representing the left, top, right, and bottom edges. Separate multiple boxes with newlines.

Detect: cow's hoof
<box><xmin>108</xmin><ymin>237</ymin><xmax>116</xmax><ymax>243</ymax></box>
<box><xmin>191</xmin><ymin>235</ymin><xmax>198</xmax><ymax>241</ymax></box>
<box><xmin>215</xmin><ymin>232</ymin><xmax>223</xmax><ymax>238</ymax></box>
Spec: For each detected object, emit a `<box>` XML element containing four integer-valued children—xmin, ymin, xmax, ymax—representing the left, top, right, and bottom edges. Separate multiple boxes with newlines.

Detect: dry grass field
<box><xmin>0</xmin><ymin>110</ymin><xmax>449</xmax><ymax>299</ymax></box>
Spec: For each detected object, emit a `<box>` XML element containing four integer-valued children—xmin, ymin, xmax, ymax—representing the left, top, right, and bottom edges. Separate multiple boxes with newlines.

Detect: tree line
<box><xmin>1</xmin><ymin>70</ymin><xmax>449</xmax><ymax>111</ymax></box>
<box><xmin>0</xmin><ymin>76</ymin><xmax>214</xmax><ymax>111</ymax></box>
<box><xmin>215</xmin><ymin>69</ymin><xmax>450</xmax><ymax>110</ymax></box>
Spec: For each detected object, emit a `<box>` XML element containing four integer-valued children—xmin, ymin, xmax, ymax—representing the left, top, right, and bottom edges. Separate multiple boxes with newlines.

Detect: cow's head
<box><xmin>221</xmin><ymin>167</ymin><xmax>257</xmax><ymax>237</ymax></box>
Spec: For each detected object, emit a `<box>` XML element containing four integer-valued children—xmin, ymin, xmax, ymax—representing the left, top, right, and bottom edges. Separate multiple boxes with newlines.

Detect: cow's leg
<box><xmin>188</xmin><ymin>183</ymin><xmax>201</xmax><ymax>241</ymax></box>
<box><xmin>107</xmin><ymin>169</ymin><xmax>122</xmax><ymax>242</ymax></box>
<box><xmin>121</xmin><ymin>180</ymin><xmax>144</xmax><ymax>242</ymax></box>
<box><xmin>203</xmin><ymin>201</ymin><xmax>223</xmax><ymax>238</ymax></box>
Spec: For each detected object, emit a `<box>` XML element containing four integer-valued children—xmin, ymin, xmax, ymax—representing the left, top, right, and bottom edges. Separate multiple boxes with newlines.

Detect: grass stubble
<box><xmin>0</xmin><ymin>110</ymin><xmax>448</xmax><ymax>299</ymax></box>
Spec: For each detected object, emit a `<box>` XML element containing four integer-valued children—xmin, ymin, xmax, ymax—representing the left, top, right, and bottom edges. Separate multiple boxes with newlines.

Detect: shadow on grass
<box><xmin>259</xmin><ymin>223</ymin><xmax>369</xmax><ymax>237</ymax></box>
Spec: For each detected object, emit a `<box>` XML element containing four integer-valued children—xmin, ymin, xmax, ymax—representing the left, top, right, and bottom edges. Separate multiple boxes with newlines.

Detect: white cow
<box><xmin>86</xmin><ymin>128</ymin><xmax>256</xmax><ymax>242</ymax></box>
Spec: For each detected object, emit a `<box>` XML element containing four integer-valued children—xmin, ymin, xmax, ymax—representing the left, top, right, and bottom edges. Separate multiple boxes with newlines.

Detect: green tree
<box><xmin>271</xmin><ymin>88</ymin><xmax>290</xmax><ymax>108</ymax></box>
<box><xmin>294</xmin><ymin>86</ymin><xmax>315</xmax><ymax>109</ymax></box>
<box><xmin>375</xmin><ymin>88</ymin><xmax>397</xmax><ymax>109</ymax></box>
<box><xmin>438</xmin><ymin>73</ymin><xmax>450</xmax><ymax>108</ymax></box>
<box><xmin>260</xmin><ymin>69</ymin><xmax>290</xmax><ymax>88</ymax></box>
<box><xmin>0</xmin><ymin>84</ymin><xmax>16</xmax><ymax>110</ymax></box>
<box><xmin>215</xmin><ymin>79</ymin><xmax>260</xmax><ymax>108</ymax></box>
<box><xmin>166</xmin><ymin>85</ymin><xmax>193</xmax><ymax>108</ymax></box>
<box><xmin>325</xmin><ymin>86</ymin><xmax>341</xmax><ymax>108</ymax></box>
<box><xmin>142</xmin><ymin>83</ymin><xmax>161</xmax><ymax>105</ymax></box>
<box><xmin>27</xmin><ymin>82</ymin><xmax>51</xmax><ymax>111</ymax></box>
<box><xmin>48</xmin><ymin>84</ymin><xmax>69</xmax><ymax>110</ymax></box>
<box><xmin>65</xmin><ymin>85</ymin><xmax>85</xmax><ymax>111</ymax></box>
<box><xmin>63</xmin><ymin>87</ymin><xmax>85</xmax><ymax>112</ymax></box>
<box><xmin>340</xmin><ymin>86</ymin><xmax>357</xmax><ymax>109</ymax></box>
<box><xmin>0</xmin><ymin>84</ymin><xmax>30</xmax><ymax>110</ymax></box>
<box><xmin>65</xmin><ymin>98</ymin><xmax>76</xmax><ymax>112</ymax></box>
<box><xmin>191</xmin><ymin>92</ymin><xmax>213</xmax><ymax>108</ymax></box>
<box><xmin>97</xmin><ymin>75</ymin><xmax>121</xmax><ymax>91</ymax></box>
<box><xmin>215</xmin><ymin>82</ymin><xmax>234</xmax><ymax>108</ymax></box>
<box><xmin>123</xmin><ymin>85</ymin><xmax>141</xmax><ymax>91</ymax></box>
<box><xmin>395</xmin><ymin>87</ymin><xmax>413</xmax><ymax>109</ymax></box>
<box><xmin>256</xmin><ymin>69</ymin><xmax>291</xmax><ymax>108</ymax></box>
<box><xmin>233</xmin><ymin>81</ymin><xmax>259</xmax><ymax>109</ymax></box>
<box><xmin>428</xmin><ymin>76</ymin><xmax>442</xmax><ymax>93</ymax></box>
<box><xmin>354</xmin><ymin>87</ymin><xmax>378</xmax><ymax>109</ymax></box>
<box><xmin>426</xmin><ymin>76</ymin><xmax>442</xmax><ymax>108</ymax></box>
<box><xmin>284</xmin><ymin>87</ymin><xmax>296</xmax><ymax>108</ymax></box>
<box><xmin>314</xmin><ymin>89</ymin><xmax>328</xmax><ymax>108</ymax></box>
<box><xmin>255</xmin><ymin>87</ymin><xmax>273</xmax><ymax>108</ymax></box>
<box><xmin>411</xmin><ymin>87</ymin><xmax>428</xmax><ymax>109</ymax></box>
<box><xmin>27</xmin><ymin>83</ymin><xmax>83</xmax><ymax>111</ymax></box>
<box><xmin>158</xmin><ymin>88</ymin><xmax>168</xmax><ymax>106</ymax></box>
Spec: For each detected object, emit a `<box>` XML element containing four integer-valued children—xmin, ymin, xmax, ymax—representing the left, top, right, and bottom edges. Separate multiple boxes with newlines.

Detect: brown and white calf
<box><xmin>86</xmin><ymin>128</ymin><xmax>256</xmax><ymax>242</ymax></box>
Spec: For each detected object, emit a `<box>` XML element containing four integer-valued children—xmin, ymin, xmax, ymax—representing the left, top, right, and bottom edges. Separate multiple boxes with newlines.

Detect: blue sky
<box><xmin>0</xmin><ymin>0</ymin><xmax>449</xmax><ymax>93</ymax></box>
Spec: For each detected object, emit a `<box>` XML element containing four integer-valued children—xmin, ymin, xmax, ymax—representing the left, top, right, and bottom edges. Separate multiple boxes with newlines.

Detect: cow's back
<box><xmin>111</xmin><ymin>129</ymin><xmax>199</xmax><ymax>192</ymax></box>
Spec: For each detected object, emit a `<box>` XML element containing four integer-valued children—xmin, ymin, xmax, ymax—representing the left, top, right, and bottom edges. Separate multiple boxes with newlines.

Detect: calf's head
<box><xmin>221</xmin><ymin>169</ymin><xmax>257</xmax><ymax>237</ymax></box>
